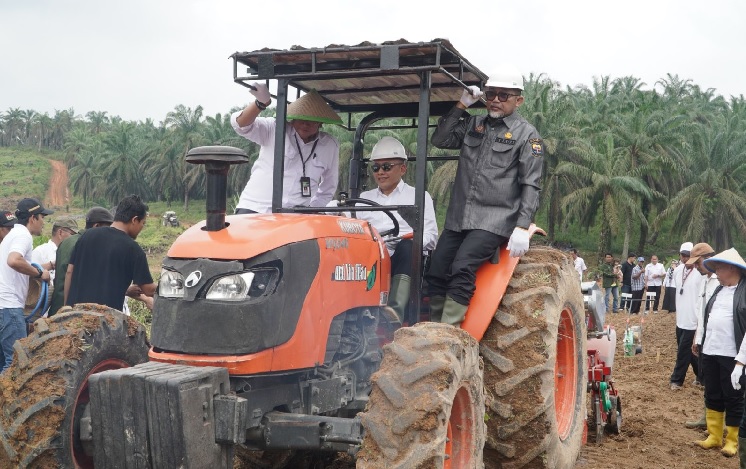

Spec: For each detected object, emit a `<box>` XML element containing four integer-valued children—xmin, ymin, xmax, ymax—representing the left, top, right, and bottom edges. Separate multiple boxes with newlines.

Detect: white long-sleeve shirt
<box><xmin>703</xmin><ymin>285</ymin><xmax>737</xmax><ymax>357</ymax></box>
<box><xmin>231</xmin><ymin>114</ymin><xmax>339</xmax><ymax>213</ymax></box>
<box><xmin>673</xmin><ymin>265</ymin><xmax>703</xmax><ymax>330</ymax></box>
<box><xmin>645</xmin><ymin>262</ymin><xmax>666</xmax><ymax>287</ymax></box>
<box><xmin>344</xmin><ymin>180</ymin><xmax>438</xmax><ymax>256</ymax></box>
<box><xmin>695</xmin><ymin>273</ymin><xmax>720</xmax><ymax>345</ymax></box>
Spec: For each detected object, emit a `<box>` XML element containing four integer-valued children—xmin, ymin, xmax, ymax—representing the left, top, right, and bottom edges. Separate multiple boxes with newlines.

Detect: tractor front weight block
<box><xmin>88</xmin><ymin>362</ymin><xmax>237</xmax><ymax>469</ymax></box>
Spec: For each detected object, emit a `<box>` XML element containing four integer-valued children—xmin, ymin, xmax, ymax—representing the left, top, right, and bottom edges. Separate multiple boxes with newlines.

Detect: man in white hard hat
<box><xmin>330</xmin><ymin>137</ymin><xmax>438</xmax><ymax>321</ymax></box>
<box><xmin>426</xmin><ymin>66</ymin><xmax>544</xmax><ymax>326</ymax></box>
<box><xmin>669</xmin><ymin>241</ymin><xmax>702</xmax><ymax>390</ymax></box>
<box><xmin>231</xmin><ymin>84</ymin><xmax>342</xmax><ymax>213</ymax></box>
<box><xmin>695</xmin><ymin>248</ymin><xmax>746</xmax><ymax>457</ymax></box>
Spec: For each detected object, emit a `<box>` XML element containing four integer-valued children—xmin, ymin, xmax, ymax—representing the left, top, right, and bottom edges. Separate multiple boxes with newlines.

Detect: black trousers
<box><xmin>390</xmin><ymin>239</ymin><xmax>413</xmax><ymax>276</ymax></box>
<box><xmin>630</xmin><ymin>289</ymin><xmax>644</xmax><ymax>314</ymax></box>
<box><xmin>646</xmin><ymin>285</ymin><xmax>662</xmax><ymax>311</ymax></box>
<box><xmin>620</xmin><ymin>284</ymin><xmax>632</xmax><ymax>310</ymax></box>
<box><xmin>425</xmin><ymin>229</ymin><xmax>507</xmax><ymax>306</ymax></box>
<box><xmin>702</xmin><ymin>354</ymin><xmax>744</xmax><ymax>427</ymax></box>
<box><xmin>670</xmin><ymin>327</ymin><xmax>697</xmax><ymax>385</ymax></box>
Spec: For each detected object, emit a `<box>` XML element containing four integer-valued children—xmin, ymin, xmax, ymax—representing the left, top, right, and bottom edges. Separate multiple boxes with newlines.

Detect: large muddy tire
<box><xmin>480</xmin><ymin>247</ymin><xmax>586</xmax><ymax>469</ymax></box>
<box><xmin>0</xmin><ymin>304</ymin><xmax>150</xmax><ymax>468</ymax></box>
<box><xmin>357</xmin><ymin>322</ymin><xmax>485</xmax><ymax>468</ymax></box>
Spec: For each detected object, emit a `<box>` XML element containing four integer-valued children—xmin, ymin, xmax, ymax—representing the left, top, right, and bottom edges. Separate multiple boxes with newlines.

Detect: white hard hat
<box><xmin>680</xmin><ymin>242</ymin><xmax>693</xmax><ymax>254</ymax></box>
<box><xmin>485</xmin><ymin>65</ymin><xmax>524</xmax><ymax>91</ymax></box>
<box><xmin>370</xmin><ymin>136</ymin><xmax>407</xmax><ymax>161</ymax></box>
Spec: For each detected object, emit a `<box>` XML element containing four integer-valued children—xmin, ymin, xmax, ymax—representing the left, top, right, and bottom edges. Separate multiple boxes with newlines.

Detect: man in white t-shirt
<box><xmin>0</xmin><ymin>198</ymin><xmax>53</xmax><ymax>372</ymax></box>
<box><xmin>31</xmin><ymin>216</ymin><xmax>78</xmax><ymax>283</ymax></box>
<box><xmin>644</xmin><ymin>255</ymin><xmax>666</xmax><ymax>312</ymax></box>
<box><xmin>570</xmin><ymin>248</ymin><xmax>586</xmax><ymax>282</ymax></box>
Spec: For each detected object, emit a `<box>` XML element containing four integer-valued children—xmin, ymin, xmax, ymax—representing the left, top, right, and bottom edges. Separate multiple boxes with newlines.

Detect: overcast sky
<box><xmin>2</xmin><ymin>0</ymin><xmax>744</xmax><ymax>123</ymax></box>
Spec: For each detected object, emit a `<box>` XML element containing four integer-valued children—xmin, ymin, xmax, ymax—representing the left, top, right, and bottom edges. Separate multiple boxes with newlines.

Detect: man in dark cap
<box><xmin>0</xmin><ymin>211</ymin><xmax>17</xmax><ymax>241</ymax></box>
<box><xmin>48</xmin><ymin>207</ymin><xmax>114</xmax><ymax>316</ymax></box>
<box><xmin>64</xmin><ymin>195</ymin><xmax>155</xmax><ymax>312</ymax></box>
<box><xmin>0</xmin><ymin>198</ymin><xmax>53</xmax><ymax>372</ymax></box>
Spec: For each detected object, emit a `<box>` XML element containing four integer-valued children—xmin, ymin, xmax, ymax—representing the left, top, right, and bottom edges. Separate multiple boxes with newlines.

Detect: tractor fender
<box><xmin>461</xmin><ymin>224</ymin><xmax>544</xmax><ymax>341</ymax></box>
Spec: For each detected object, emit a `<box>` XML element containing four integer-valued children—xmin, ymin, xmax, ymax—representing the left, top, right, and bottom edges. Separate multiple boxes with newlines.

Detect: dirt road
<box><xmin>45</xmin><ymin>159</ymin><xmax>69</xmax><ymax>208</ymax></box>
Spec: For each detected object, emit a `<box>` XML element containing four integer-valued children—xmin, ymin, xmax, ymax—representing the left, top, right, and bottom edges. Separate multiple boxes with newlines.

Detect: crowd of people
<box><xmin>574</xmin><ymin>242</ymin><xmax>746</xmax><ymax>463</ymax></box>
<box><xmin>0</xmin><ymin>195</ymin><xmax>155</xmax><ymax>373</ymax></box>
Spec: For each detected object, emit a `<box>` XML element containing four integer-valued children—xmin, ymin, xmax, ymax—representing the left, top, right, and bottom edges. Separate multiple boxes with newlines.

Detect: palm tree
<box><xmin>68</xmin><ymin>145</ymin><xmax>102</xmax><ymax>208</ymax></box>
<box><xmin>86</xmin><ymin>111</ymin><xmax>110</xmax><ymax>134</ymax></box>
<box><xmin>98</xmin><ymin>123</ymin><xmax>148</xmax><ymax>204</ymax></box>
<box><xmin>164</xmin><ymin>104</ymin><xmax>206</xmax><ymax>209</ymax></box>
<box><xmin>655</xmin><ymin>118</ymin><xmax>746</xmax><ymax>250</ymax></box>
<box><xmin>557</xmin><ymin>132</ymin><xmax>655</xmax><ymax>261</ymax></box>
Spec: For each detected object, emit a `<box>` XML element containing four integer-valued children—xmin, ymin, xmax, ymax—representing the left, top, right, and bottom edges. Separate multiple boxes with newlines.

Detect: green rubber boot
<box><xmin>738</xmin><ymin>437</ymin><xmax>746</xmax><ymax>467</ymax></box>
<box><xmin>441</xmin><ymin>296</ymin><xmax>469</xmax><ymax>327</ymax></box>
<box><xmin>685</xmin><ymin>404</ymin><xmax>707</xmax><ymax>429</ymax></box>
<box><xmin>388</xmin><ymin>274</ymin><xmax>411</xmax><ymax>322</ymax></box>
<box><xmin>429</xmin><ymin>295</ymin><xmax>446</xmax><ymax>322</ymax></box>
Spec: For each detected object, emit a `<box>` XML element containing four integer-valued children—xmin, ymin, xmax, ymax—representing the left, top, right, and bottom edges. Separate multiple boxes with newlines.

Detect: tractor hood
<box><xmin>168</xmin><ymin>213</ymin><xmax>377</xmax><ymax>260</ymax></box>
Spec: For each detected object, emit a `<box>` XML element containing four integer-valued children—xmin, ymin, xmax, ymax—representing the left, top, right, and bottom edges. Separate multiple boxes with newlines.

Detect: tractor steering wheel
<box><xmin>342</xmin><ymin>198</ymin><xmax>400</xmax><ymax>237</ymax></box>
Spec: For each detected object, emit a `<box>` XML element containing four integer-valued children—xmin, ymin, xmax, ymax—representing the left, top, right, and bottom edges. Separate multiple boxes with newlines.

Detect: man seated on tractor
<box><xmin>330</xmin><ymin>137</ymin><xmax>438</xmax><ymax>321</ymax></box>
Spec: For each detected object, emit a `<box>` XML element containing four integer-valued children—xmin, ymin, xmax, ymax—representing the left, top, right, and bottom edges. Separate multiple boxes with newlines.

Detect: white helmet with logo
<box><xmin>370</xmin><ymin>136</ymin><xmax>407</xmax><ymax>161</ymax></box>
<box><xmin>485</xmin><ymin>65</ymin><xmax>524</xmax><ymax>91</ymax></box>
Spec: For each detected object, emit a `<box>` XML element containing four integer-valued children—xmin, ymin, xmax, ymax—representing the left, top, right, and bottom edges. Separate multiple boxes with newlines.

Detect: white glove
<box><xmin>731</xmin><ymin>363</ymin><xmax>744</xmax><ymax>390</ymax></box>
<box><xmin>250</xmin><ymin>82</ymin><xmax>271</xmax><ymax>105</ymax></box>
<box><xmin>507</xmin><ymin>227</ymin><xmax>530</xmax><ymax>258</ymax></box>
<box><xmin>459</xmin><ymin>86</ymin><xmax>483</xmax><ymax>107</ymax></box>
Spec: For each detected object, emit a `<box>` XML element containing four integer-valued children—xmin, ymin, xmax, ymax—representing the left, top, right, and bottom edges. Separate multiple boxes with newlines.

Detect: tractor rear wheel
<box><xmin>0</xmin><ymin>305</ymin><xmax>150</xmax><ymax>468</ymax></box>
<box><xmin>480</xmin><ymin>247</ymin><xmax>587</xmax><ymax>469</ymax></box>
<box><xmin>357</xmin><ymin>322</ymin><xmax>485</xmax><ymax>468</ymax></box>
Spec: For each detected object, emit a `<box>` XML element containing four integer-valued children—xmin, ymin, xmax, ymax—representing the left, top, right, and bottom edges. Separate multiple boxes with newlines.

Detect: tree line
<box><xmin>1</xmin><ymin>73</ymin><xmax>745</xmax><ymax>259</ymax></box>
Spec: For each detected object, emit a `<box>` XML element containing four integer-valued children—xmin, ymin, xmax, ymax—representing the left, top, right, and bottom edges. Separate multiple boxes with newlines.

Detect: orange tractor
<box><xmin>0</xmin><ymin>40</ymin><xmax>619</xmax><ymax>468</ymax></box>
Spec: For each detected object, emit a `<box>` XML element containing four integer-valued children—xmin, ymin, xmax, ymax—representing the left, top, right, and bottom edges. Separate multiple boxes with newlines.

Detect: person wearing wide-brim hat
<box><xmin>231</xmin><ymin>83</ymin><xmax>343</xmax><ymax>214</ymax></box>
<box><xmin>695</xmin><ymin>247</ymin><xmax>746</xmax><ymax>458</ymax></box>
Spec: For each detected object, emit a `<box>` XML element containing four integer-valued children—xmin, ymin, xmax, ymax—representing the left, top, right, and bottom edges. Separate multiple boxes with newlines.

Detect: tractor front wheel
<box><xmin>357</xmin><ymin>322</ymin><xmax>485</xmax><ymax>468</ymax></box>
<box><xmin>0</xmin><ymin>305</ymin><xmax>150</xmax><ymax>468</ymax></box>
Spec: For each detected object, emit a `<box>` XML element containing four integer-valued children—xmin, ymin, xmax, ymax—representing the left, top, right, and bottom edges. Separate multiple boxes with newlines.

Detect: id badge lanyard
<box><xmin>294</xmin><ymin>135</ymin><xmax>318</xmax><ymax>198</ymax></box>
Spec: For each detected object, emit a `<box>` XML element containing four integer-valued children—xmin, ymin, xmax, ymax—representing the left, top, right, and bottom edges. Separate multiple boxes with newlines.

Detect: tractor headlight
<box><xmin>205</xmin><ymin>267</ymin><xmax>278</xmax><ymax>301</ymax></box>
<box><xmin>206</xmin><ymin>272</ymin><xmax>255</xmax><ymax>301</ymax></box>
<box><xmin>159</xmin><ymin>269</ymin><xmax>185</xmax><ymax>298</ymax></box>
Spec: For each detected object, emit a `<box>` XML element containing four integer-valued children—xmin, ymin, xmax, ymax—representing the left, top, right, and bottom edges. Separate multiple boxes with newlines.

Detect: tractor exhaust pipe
<box><xmin>186</xmin><ymin>146</ymin><xmax>249</xmax><ymax>231</ymax></box>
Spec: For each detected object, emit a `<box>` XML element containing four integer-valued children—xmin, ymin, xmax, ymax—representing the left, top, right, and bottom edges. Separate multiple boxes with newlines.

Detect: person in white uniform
<box><xmin>686</xmin><ymin>242</ymin><xmax>718</xmax><ymax>429</ymax></box>
<box><xmin>330</xmin><ymin>137</ymin><xmax>438</xmax><ymax>321</ymax></box>
<box><xmin>669</xmin><ymin>242</ymin><xmax>702</xmax><ymax>390</ymax></box>
<box><xmin>231</xmin><ymin>84</ymin><xmax>342</xmax><ymax>213</ymax></box>
<box><xmin>695</xmin><ymin>248</ymin><xmax>746</xmax><ymax>457</ymax></box>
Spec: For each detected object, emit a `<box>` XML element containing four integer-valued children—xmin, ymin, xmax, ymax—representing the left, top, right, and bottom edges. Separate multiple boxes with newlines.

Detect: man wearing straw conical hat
<box><xmin>694</xmin><ymin>247</ymin><xmax>746</xmax><ymax>460</ymax></box>
<box><xmin>231</xmin><ymin>83</ymin><xmax>342</xmax><ymax>214</ymax></box>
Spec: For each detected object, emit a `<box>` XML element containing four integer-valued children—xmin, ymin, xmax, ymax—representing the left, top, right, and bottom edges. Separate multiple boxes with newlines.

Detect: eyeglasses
<box><xmin>484</xmin><ymin>90</ymin><xmax>521</xmax><ymax>102</ymax></box>
<box><xmin>371</xmin><ymin>162</ymin><xmax>403</xmax><ymax>172</ymax></box>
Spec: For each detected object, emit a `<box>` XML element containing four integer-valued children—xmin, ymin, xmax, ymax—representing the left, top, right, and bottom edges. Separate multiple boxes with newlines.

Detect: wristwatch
<box><xmin>34</xmin><ymin>266</ymin><xmax>43</xmax><ymax>278</ymax></box>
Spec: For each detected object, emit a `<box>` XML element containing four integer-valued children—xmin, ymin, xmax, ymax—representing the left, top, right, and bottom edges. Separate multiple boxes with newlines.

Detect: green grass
<box><xmin>0</xmin><ymin>147</ymin><xmax>55</xmax><ymax>208</ymax></box>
